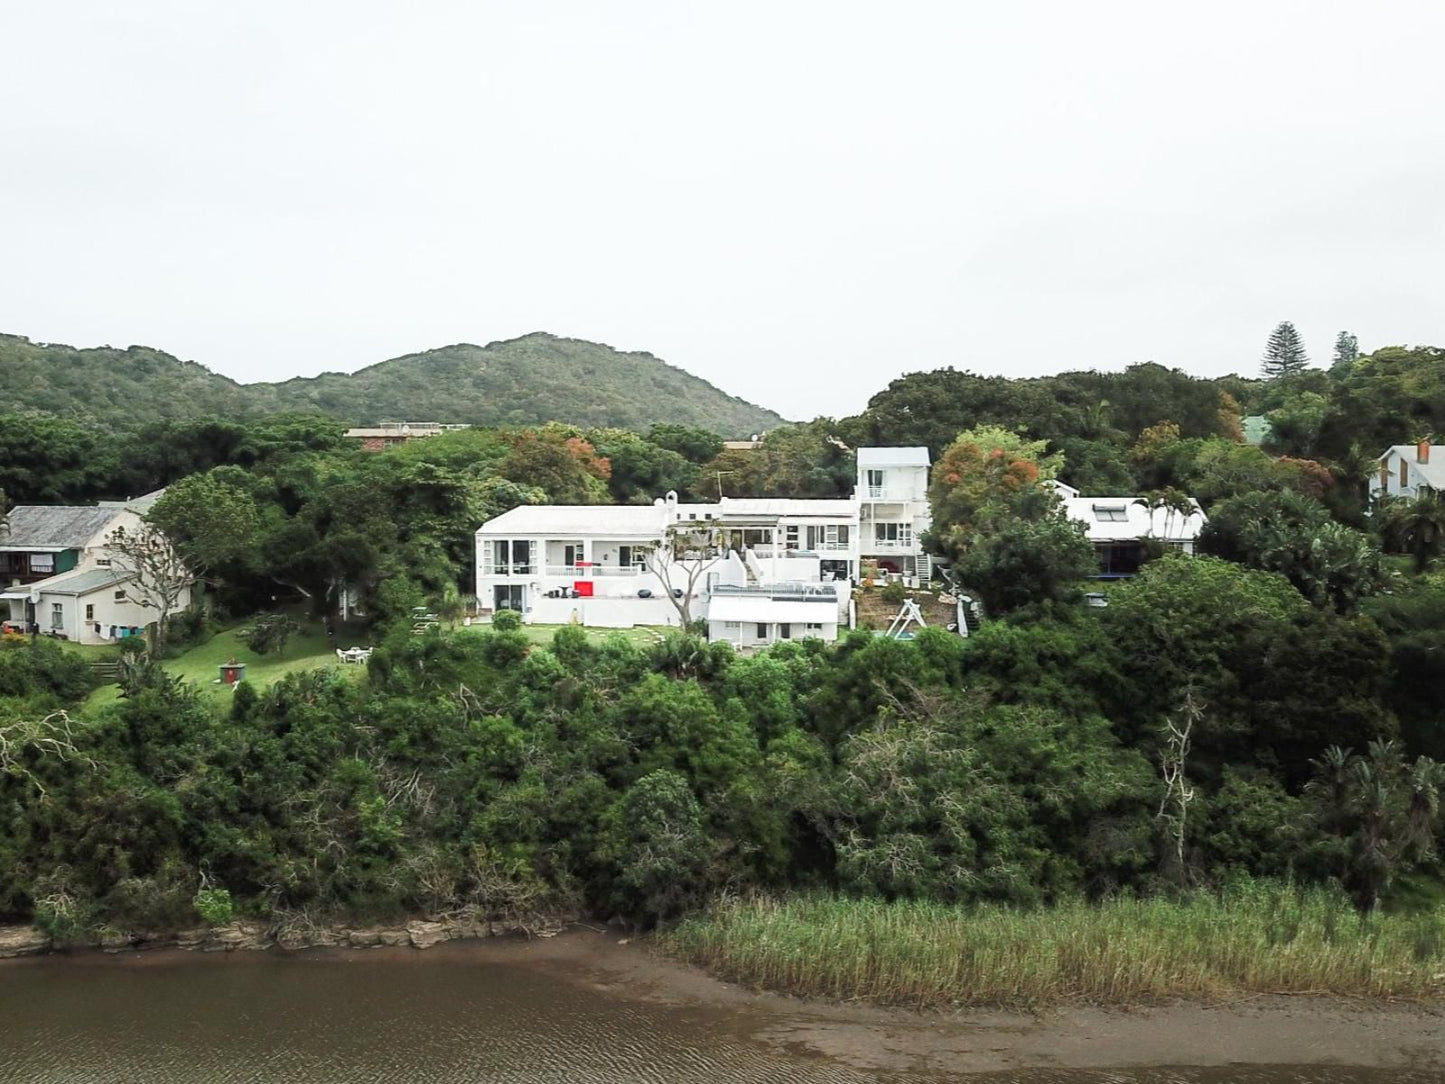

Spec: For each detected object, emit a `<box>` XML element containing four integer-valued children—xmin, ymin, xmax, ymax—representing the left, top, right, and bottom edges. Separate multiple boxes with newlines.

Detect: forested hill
<box><xmin>0</xmin><ymin>331</ymin><xmax>787</xmax><ymax>436</ymax></box>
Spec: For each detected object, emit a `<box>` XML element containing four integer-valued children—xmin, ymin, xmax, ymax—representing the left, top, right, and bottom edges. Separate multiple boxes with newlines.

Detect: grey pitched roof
<box><xmin>38</xmin><ymin>569</ymin><xmax>135</xmax><ymax>596</ymax></box>
<box><xmin>1379</xmin><ymin>445</ymin><xmax>1445</xmax><ymax>489</ymax></box>
<box><xmin>0</xmin><ymin>506</ymin><xmax>121</xmax><ymax>550</ymax></box>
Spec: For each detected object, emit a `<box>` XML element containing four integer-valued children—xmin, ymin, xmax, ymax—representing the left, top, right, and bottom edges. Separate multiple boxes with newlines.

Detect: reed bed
<box><xmin>663</xmin><ymin>883</ymin><xmax>1445</xmax><ymax>1008</ymax></box>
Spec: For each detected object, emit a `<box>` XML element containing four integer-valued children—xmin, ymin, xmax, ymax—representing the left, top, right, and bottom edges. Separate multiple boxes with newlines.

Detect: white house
<box><xmin>856</xmin><ymin>447</ymin><xmax>933</xmax><ymax>585</ymax></box>
<box><xmin>1370</xmin><ymin>440</ymin><xmax>1441</xmax><ymax>503</ymax></box>
<box><xmin>1046</xmin><ymin>481</ymin><xmax>1207</xmax><ymax>578</ymax></box>
<box><xmin>706</xmin><ymin>583</ymin><xmax>841</xmax><ymax>647</ymax></box>
<box><xmin>473</xmin><ymin>446</ymin><xmax>938</xmax><ymax>639</ymax></box>
<box><xmin>0</xmin><ymin>503</ymin><xmax>192</xmax><ymax>644</ymax></box>
<box><xmin>474</xmin><ymin>492</ymin><xmax>858</xmax><ymax>631</ymax></box>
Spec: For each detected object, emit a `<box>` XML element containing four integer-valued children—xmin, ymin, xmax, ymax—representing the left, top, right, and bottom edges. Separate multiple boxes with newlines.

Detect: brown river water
<box><xmin>0</xmin><ymin>935</ymin><xmax>1438</xmax><ymax>1083</ymax></box>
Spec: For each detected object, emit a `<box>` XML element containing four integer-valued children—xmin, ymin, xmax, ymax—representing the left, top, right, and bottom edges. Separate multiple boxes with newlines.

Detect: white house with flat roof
<box><xmin>473</xmin><ymin>447</ymin><xmax>938</xmax><ymax>637</ymax></box>
<box><xmin>856</xmin><ymin>446</ymin><xmax>932</xmax><ymax>585</ymax></box>
<box><xmin>474</xmin><ymin>492</ymin><xmax>858</xmax><ymax>630</ymax></box>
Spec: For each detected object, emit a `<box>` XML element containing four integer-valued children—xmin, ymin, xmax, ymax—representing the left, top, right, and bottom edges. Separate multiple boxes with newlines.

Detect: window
<box><xmin>874</xmin><ymin>523</ymin><xmax>912</xmax><ymax>546</ymax></box>
<box><xmin>30</xmin><ymin>553</ymin><xmax>55</xmax><ymax>574</ymax></box>
<box><xmin>867</xmin><ymin>469</ymin><xmax>885</xmax><ymax>497</ymax></box>
<box><xmin>95</xmin><ymin>558</ymin><xmax>111</xmax><ymax>568</ymax></box>
<box><xmin>85</xmin><ymin>604</ymin><xmax>94</xmax><ymax>621</ymax></box>
<box><xmin>1401</xmin><ymin>459</ymin><xmax>1409</xmax><ymax>487</ymax></box>
<box><xmin>756</xmin><ymin>623</ymin><xmax>769</xmax><ymax>640</ymax></box>
<box><xmin>563</xmin><ymin>543</ymin><xmax>583</xmax><ymax>568</ymax></box>
<box><xmin>1380</xmin><ymin>462</ymin><xmax>1390</xmax><ymax>491</ymax></box>
<box><xmin>806</xmin><ymin>622</ymin><xmax>823</xmax><ymax>631</ymax></box>
<box><xmin>114</xmin><ymin>590</ymin><xmax>127</xmax><ymax>601</ymax></box>
<box><xmin>1093</xmin><ymin>505</ymin><xmax>1129</xmax><ymax>522</ymax></box>
<box><xmin>779</xmin><ymin>623</ymin><xmax>792</xmax><ymax>640</ymax></box>
<box><xmin>723</xmin><ymin>621</ymin><xmax>741</xmax><ymax>631</ymax></box>
<box><xmin>50</xmin><ymin>603</ymin><xmax>63</xmax><ymax>629</ymax></box>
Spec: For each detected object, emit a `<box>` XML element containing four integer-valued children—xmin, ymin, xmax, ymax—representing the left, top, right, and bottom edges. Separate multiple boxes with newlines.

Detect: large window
<box><xmin>29</xmin><ymin>553</ymin><xmax>55</xmax><ymax>574</ymax></box>
<box><xmin>806</xmin><ymin>524</ymin><xmax>851</xmax><ymax>549</ymax></box>
<box><xmin>50</xmin><ymin>602</ymin><xmax>63</xmax><ymax>629</ymax></box>
<box><xmin>867</xmin><ymin>469</ymin><xmax>885</xmax><ymax>497</ymax></box>
<box><xmin>492</xmin><ymin>539</ymin><xmax>534</xmax><ymax>574</ymax></box>
<box><xmin>1092</xmin><ymin>504</ymin><xmax>1129</xmax><ymax>522</ymax></box>
<box><xmin>874</xmin><ymin>522</ymin><xmax>912</xmax><ymax>547</ymax></box>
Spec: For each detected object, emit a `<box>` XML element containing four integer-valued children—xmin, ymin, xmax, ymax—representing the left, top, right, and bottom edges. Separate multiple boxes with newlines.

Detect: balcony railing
<box><xmin>713</xmin><ymin>583</ymin><xmax>839</xmax><ymax>603</ymax></box>
<box><xmin>860</xmin><ymin>488</ymin><xmax>922</xmax><ymax>501</ymax></box>
<box><xmin>864</xmin><ymin>540</ymin><xmax>918</xmax><ymax>554</ymax></box>
<box><xmin>544</xmin><ymin>564</ymin><xmax>646</xmax><ymax>577</ymax></box>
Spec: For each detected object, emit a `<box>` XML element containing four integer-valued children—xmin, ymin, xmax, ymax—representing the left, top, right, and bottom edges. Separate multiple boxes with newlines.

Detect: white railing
<box><xmin>860</xmin><ymin>487</ymin><xmax>921</xmax><ymax>501</ymax></box>
<box><xmin>865</xmin><ymin>540</ymin><xmax>918</xmax><ymax>554</ymax></box>
<box><xmin>544</xmin><ymin>564</ymin><xmax>646</xmax><ymax>577</ymax></box>
<box><xmin>483</xmin><ymin>564</ymin><xmax>537</xmax><ymax>577</ymax></box>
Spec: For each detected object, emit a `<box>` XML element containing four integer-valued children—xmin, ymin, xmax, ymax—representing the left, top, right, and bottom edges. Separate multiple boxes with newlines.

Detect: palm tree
<box><xmin>1377</xmin><ymin>491</ymin><xmax>1445</xmax><ymax>571</ymax></box>
<box><xmin>1305</xmin><ymin>742</ymin><xmax>1444</xmax><ymax>911</ymax></box>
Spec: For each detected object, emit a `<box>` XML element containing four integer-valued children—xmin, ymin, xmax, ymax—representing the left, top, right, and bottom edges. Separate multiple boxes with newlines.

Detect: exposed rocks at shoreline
<box><xmin>0</xmin><ymin>915</ymin><xmax>574</xmax><ymax>959</ymax></box>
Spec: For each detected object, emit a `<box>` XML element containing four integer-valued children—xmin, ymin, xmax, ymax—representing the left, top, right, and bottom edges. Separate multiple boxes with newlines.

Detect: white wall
<box><xmin>41</xmin><ymin>581</ymin><xmax>193</xmax><ymax>645</ymax></box>
<box><xmin>527</xmin><ymin>595</ymin><xmax>682</xmax><ymax>629</ymax></box>
<box><xmin>709</xmin><ymin>617</ymin><xmax>837</xmax><ymax>648</ymax></box>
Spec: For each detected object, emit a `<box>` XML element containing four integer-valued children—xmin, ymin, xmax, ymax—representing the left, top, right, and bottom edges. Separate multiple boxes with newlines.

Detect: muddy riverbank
<box><xmin>4</xmin><ymin>925</ymin><xmax>1440</xmax><ymax>1077</ymax></box>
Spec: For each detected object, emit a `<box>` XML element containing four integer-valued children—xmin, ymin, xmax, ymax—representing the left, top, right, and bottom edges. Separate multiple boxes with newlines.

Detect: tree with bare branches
<box><xmin>642</xmin><ymin>518</ymin><xmax>726</xmax><ymax>626</ymax></box>
<box><xmin>1156</xmin><ymin>691</ymin><xmax>1202</xmax><ymax>882</ymax></box>
<box><xmin>105</xmin><ymin>522</ymin><xmax>193</xmax><ymax>655</ymax></box>
<box><xmin>0</xmin><ymin>711</ymin><xmax>94</xmax><ymax>798</ymax></box>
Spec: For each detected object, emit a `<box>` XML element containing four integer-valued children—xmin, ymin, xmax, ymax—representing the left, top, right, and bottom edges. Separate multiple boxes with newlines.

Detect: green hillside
<box><xmin>0</xmin><ymin>331</ymin><xmax>786</xmax><ymax>436</ymax></box>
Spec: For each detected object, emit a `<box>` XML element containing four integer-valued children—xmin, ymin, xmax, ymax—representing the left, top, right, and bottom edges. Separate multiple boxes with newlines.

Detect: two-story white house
<box><xmin>855</xmin><ymin>447</ymin><xmax>933</xmax><ymax>585</ymax></box>
<box><xmin>0</xmin><ymin>501</ymin><xmax>191</xmax><ymax>644</ymax></box>
<box><xmin>474</xmin><ymin>493</ymin><xmax>859</xmax><ymax>634</ymax></box>
<box><xmin>1370</xmin><ymin>439</ymin><xmax>1441</xmax><ymax>503</ymax></box>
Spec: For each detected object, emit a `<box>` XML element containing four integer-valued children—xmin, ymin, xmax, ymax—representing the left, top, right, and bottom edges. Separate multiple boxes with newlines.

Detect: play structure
<box><xmin>882</xmin><ymin>598</ymin><xmax>928</xmax><ymax>640</ymax></box>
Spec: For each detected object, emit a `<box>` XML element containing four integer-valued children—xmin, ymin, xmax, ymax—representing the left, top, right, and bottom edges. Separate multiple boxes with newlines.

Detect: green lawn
<box><xmin>458</xmin><ymin>621</ymin><xmax>670</xmax><ymax>647</ymax></box>
<box><xmin>85</xmin><ymin>624</ymin><xmax>354</xmax><ymax>713</ymax></box>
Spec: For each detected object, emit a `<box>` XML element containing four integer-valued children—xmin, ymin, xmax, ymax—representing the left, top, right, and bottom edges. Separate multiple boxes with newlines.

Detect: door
<box><xmin>755</xmin><ymin>623</ymin><xmax>769</xmax><ymax>641</ymax></box>
<box><xmin>494</xmin><ymin>585</ymin><xmax>525</xmax><ymax>611</ymax></box>
<box><xmin>618</xmin><ymin>545</ymin><xmax>632</xmax><ymax>568</ymax></box>
<box><xmin>779</xmin><ymin>623</ymin><xmax>792</xmax><ymax>640</ymax></box>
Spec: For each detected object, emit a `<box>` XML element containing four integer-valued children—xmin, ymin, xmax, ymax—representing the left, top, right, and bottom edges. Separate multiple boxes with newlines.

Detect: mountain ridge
<box><xmin>0</xmin><ymin>331</ymin><xmax>788</xmax><ymax>436</ymax></box>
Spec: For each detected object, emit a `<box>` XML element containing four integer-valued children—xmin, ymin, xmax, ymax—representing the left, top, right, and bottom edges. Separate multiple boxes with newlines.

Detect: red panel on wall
<box><xmin>573</xmin><ymin>580</ymin><xmax>594</xmax><ymax>597</ymax></box>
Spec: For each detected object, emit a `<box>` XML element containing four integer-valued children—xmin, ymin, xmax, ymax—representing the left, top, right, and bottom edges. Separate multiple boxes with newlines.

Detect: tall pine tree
<box><xmin>1261</xmin><ymin>321</ymin><xmax>1309</xmax><ymax>378</ymax></box>
<box><xmin>1330</xmin><ymin>330</ymin><xmax>1359</xmax><ymax>378</ymax></box>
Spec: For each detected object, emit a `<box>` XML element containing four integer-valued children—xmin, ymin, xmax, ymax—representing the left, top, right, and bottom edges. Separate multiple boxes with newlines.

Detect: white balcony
<box><xmin>864</xmin><ymin>539</ymin><xmax>919</xmax><ymax>555</ymax></box>
<box><xmin>544</xmin><ymin>564</ymin><xmax>646</xmax><ymax>578</ymax></box>
<box><xmin>860</xmin><ymin>487</ymin><xmax>923</xmax><ymax>501</ymax></box>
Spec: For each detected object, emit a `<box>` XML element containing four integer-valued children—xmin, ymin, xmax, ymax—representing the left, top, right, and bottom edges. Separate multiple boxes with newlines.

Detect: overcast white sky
<box><xmin>3</xmin><ymin>2</ymin><xmax>1443</xmax><ymax>421</ymax></box>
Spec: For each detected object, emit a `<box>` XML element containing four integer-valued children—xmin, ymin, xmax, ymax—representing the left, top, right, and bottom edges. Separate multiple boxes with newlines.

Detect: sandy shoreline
<box><xmin>4</xmin><ymin>926</ymin><xmax>1442</xmax><ymax>1076</ymax></box>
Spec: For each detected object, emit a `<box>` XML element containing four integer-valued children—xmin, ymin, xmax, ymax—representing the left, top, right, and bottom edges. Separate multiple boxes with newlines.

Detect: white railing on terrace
<box><xmin>861</xmin><ymin>487</ymin><xmax>923</xmax><ymax>501</ymax></box>
<box><xmin>544</xmin><ymin>564</ymin><xmax>646</xmax><ymax>577</ymax></box>
<box><xmin>865</xmin><ymin>540</ymin><xmax>919</xmax><ymax>554</ymax></box>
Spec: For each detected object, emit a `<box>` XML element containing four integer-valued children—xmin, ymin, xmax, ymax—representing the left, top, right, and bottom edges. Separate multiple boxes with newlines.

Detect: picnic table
<box><xmin>336</xmin><ymin>647</ymin><xmax>373</xmax><ymax>664</ymax></box>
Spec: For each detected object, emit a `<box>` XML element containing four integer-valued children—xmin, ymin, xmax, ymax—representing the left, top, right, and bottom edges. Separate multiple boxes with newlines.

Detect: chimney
<box><xmin>1420</xmin><ymin>438</ymin><xmax>1432</xmax><ymax>465</ymax></box>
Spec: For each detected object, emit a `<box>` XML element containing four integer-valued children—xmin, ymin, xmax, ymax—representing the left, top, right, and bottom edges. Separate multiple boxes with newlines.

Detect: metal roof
<box><xmin>856</xmin><ymin>446</ymin><xmax>931</xmax><ymax>468</ymax></box>
<box><xmin>37</xmin><ymin>569</ymin><xmax>135</xmax><ymax>596</ymax></box>
<box><xmin>1057</xmin><ymin>495</ymin><xmax>1207</xmax><ymax>543</ymax></box>
<box><xmin>708</xmin><ymin>596</ymin><xmax>838</xmax><ymax>623</ymax></box>
<box><xmin>0</xmin><ymin>506</ymin><xmax>123</xmax><ymax>550</ymax></box>
<box><xmin>1378</xmin><ymin>445</ymin><xmax>1445</xmax><ymax>489</ymax></box>
<box><xmin>477</xmin><ymin>504</ymin><xmax>670</xmax><ymax>538</ymax></box>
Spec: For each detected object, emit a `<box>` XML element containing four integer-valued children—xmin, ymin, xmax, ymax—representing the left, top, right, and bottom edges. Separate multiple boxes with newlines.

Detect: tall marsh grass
<box><xmin>664</xmin><ymin>883</ymin><xmax>1445</xmax><ymax>1008</ymax></box>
